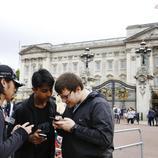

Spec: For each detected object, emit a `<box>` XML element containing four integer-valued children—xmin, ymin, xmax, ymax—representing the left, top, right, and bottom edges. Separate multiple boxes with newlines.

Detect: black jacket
<box><xmin>59</xmin><ymin>91</ymin><xmax>114</xmax><ymax>158</ymax></box>
<box><xmin>12</xmin><ymin>94</ymin><xmax>56</xmax><ymax>158</ymax></box>
<box><xmin>0</xmin><ymin>108</ymin><xmax>28</xmax><ymax>158</ymax></box>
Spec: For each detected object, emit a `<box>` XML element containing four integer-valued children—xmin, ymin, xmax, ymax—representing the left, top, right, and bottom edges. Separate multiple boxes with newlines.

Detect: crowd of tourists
<box><xmin>113</xmin><ymin>105</ymin><xmax>158</xmax><ymax>126</ymax></box>
<box><xmin>113</xmin><ymin>105</ymin><xmax>139</xmax><ymax>124</ymax></box>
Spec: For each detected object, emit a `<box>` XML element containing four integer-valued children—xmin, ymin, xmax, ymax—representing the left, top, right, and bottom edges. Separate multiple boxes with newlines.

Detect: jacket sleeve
<box><xmin>6</xmin><ymin>104</ymin><xmax>23</xmax><ymax>137</ymax></box>
<box><xmin>0</xmin><ymin>112</ymin><xmax>28</xmax><ymax>158</ymax></box>
<box><xmin>73</xmin><ymin>100</ymin><xmax>114</xmax><ymax>148</ymax></box>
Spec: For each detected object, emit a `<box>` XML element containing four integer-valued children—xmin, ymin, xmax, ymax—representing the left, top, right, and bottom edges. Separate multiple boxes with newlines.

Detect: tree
<box><xmin>16</xmin><ymin>69</ymin><xmax>20</xmax><ymax>80</ymax></box>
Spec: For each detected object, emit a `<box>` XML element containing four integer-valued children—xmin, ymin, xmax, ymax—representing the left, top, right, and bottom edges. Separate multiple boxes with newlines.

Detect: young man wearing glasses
<box><xmin>0</xmin><ymin>64</ymin><xmax>33</xmax><ymax>158</ymax></box>
<box><xmin>54</xmin><ymin>72</ymin><xmax>114</xmax><ymax>158</ymax></box>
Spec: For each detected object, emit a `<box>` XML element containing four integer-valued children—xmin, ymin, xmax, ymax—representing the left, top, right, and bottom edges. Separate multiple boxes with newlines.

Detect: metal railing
<box><xmin>114</xmin><ymin>128</ymin><xmax>143</xmax><ymax>158</ymax></box>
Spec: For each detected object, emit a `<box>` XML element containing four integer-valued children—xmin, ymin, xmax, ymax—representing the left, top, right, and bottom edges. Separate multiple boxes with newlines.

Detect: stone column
<box><xmin>135</xmin><ymin>66</ymin><xmax>152</xmax><ymax>120</ymax></box>
<box><xmin>43</xmin><ymin>52</ymin><xmax>51</xmax><ymax>70</ymax></box>
<box><xmin>28</xmin><ymin>59</ymin><xmax>32</xmax><ymax>88</ymax></box>
<box><xmin>149</xmin><ymin>47</ymin><xmax>154</xmax><ymax>80</ymax></box>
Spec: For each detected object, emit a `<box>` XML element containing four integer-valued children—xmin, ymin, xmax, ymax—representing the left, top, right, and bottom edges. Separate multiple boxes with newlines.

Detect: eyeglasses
<box><xmin>59</xmin><ymin>91</ymin><xmax>72</xmax><ymax>100</ymax></box>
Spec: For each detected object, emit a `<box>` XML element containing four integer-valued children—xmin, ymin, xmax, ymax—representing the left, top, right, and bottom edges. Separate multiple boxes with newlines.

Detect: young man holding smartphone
<box><xmin>54</xmin><ymin>72</ymin><xmax>114</xmax><ymax>158</ymax></box>
<box><xmin>12</xmin><ymin>69</ymin><xmax>56</xmax><ymax>158</ymax></box>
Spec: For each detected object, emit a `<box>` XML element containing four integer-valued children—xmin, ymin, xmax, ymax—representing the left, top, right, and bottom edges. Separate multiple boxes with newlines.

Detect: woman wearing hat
<box><xmin>0</xmin><ymin>64</ymin><xmax>34</xmax><ymax>158</ymax></box>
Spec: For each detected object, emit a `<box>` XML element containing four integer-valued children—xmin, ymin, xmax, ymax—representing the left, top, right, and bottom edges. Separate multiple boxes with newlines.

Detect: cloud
<box><xmin>0</xmin><ymin>0</ymin><xmax>158</xmax><ymax>69</ymax></box>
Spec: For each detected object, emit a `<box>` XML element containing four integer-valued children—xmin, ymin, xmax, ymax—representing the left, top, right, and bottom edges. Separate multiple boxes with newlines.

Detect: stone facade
<box><xmin>18</xmin><ymin>22</ymin><xmax>158</xmax><ymax>102</ymax></box>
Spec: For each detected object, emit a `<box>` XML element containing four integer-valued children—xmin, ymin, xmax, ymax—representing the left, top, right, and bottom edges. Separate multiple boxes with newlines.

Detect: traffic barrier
<box><xmin>114</xmin><ymin>128</ymin><xmax>143</xmax><ymax>158</ymax></box>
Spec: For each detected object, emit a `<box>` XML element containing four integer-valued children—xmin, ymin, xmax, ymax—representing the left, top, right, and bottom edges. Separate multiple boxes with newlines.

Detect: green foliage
<box><xmin>16</xmin><ymin>69</ymin><xmax>20</xmax><ymax>80</ymax></box>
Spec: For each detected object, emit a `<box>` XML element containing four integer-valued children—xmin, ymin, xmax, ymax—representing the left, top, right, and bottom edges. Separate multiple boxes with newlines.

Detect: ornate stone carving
<box><xmin>131</xmin><ymin>56</ymin><xmax>136</xmax><ymax>61</ymax></box>
<box><xmin>135</xmin><ymin>66</ymin><xmax>153</xmax><ymax>95</ymax></box>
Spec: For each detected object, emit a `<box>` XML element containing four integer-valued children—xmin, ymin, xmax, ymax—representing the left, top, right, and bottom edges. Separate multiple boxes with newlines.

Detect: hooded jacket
<box><xmin>59</xmin><ymin>91</ymin><xmax>114</xmax><ymax>158</ymax></box>
<box><xmin>12</xmin><ymin>94</ymin><xmax>56</xmax><ymax>158</ymax></box>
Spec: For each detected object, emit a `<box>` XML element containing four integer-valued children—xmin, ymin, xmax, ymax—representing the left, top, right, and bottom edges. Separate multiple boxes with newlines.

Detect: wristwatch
<box><xmin>70</xmin><ymin>124</ymin><xmax>79</xmax><ymax>133</ymax></box>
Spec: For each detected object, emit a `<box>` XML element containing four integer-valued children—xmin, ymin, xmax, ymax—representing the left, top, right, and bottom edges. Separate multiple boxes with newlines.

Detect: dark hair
<box><xmin>55</xmin><ymin>72</ymin><xmax>83</xmax><ymax>94</ymax></box>
<box><xmin>32</xmin><ymin>69</ymin><xmax>55</xmax><ymax>89</ymax></box>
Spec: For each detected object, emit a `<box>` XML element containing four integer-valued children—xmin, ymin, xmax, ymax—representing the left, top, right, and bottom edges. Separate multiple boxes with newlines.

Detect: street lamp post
<box><xmin>135</xmin><ymin>41</ymin><xmax>151</xmax><ymax>66</ymax></box>
<box><xmin>80</xmin><ymin>48</ymin><xmax>94</xmax><ymax>69</ymax></box>
<box><xmin>80</xmin><ymin>48</ymin><xmax>94</xmax><ymax>88</ymax></box>
<box><xmin>135</xmin><ymin>41</ymin><xmax>153</xmax><ymax>120</ymax></box>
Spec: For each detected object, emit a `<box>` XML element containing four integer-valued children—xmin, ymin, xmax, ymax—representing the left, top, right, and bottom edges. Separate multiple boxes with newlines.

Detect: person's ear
<box><xmin>1</xmin><ymin>78</ymin><xmax>7</xmax><ymax>89</ymax></box>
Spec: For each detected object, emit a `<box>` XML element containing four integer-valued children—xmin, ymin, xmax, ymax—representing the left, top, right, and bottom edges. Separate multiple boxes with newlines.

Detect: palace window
<box><xmin>95</xmin><ymin>60</ymin><xmax>101</xmax><ymax>72</ymax></box>
<box><xmin>107</xmin><ymin>60</ymin><xmax>113</xmax><ymax>71</ymax></box>
<box><xmin>32</xmin><ymin>63</ymin><xmax>36</xmax><ymax>73</ymax></box>
<box><xmin>73</xmin><ymin>62</ymin><xmax>78</xmax><ymax>72</ymax></box>
<box><xmin>154</xmin><ymin>76</ymin><xmax>158</xmax><ymax>87</ymax></box>
<box><xmin>52</xmin><ymin>64</ymin><xmax>57</xmax><ymax>74</ymax></box>
<box><xmin>62</xmin><ymin>63</ymin><xmax>68</xmax><ymax>72</ymax></box>
<box><xmin>155</xmin><ymin>57</ymin><xmax>158</xmax><ymax>67</ymax></box>
<box><xmin>24</xmin><ymin>65</ymin><xmax>29</xmax><ymax>76</ymax></box>
<box><xmin>38</xmin><ymin>64</ymin><xmax>43</xmax><ymax>69</ymax></box>
<box><xmin>120</xmin><ymin>59</ymin><xmax>126</xmax><ymax>70</ymax></box>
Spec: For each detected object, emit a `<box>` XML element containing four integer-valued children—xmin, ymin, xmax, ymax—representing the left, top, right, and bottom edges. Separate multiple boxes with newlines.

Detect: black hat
<box><xmin>0</xmin><ymin>65</ymin><xmax>24</xmax><ymax>87</ymax></box>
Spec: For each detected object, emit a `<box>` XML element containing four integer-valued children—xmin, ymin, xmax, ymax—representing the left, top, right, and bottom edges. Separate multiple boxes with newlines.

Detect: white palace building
<box><xmin>18</xmin><ymin>22</ymin><xmax>158</xmax><ymax>114</ymax></box>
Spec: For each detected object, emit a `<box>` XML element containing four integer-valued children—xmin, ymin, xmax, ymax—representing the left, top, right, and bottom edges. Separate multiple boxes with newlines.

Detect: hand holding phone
<box><xmin>50</xmin><ymin>115</ymin><xmax>63</xmax><ymax>121</ymax></box>
<box><xmin>39</xmin><ymin>133</ymin><xmax>47</xmax><ymax>140</ymax></box>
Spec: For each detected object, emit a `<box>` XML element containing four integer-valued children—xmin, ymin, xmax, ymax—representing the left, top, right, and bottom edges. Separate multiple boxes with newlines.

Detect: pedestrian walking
<box><xmin>126</xmin><ymin>107</ymin><xmax>135</xmax><ymax>124</ymax></box>
<box><xmin>147</xmin><ymin>107</ymin><xmax>155</xmax><ymax>126</ymax></box>
<box><xmin>154</xmin><ymin>106</ymin><xmax>158</xmax><ymax>126</ymax></box>
<box><xmin>113</xmin><ymin>105</ymin><xmax>121</xmax><ymax>124</ymax></box>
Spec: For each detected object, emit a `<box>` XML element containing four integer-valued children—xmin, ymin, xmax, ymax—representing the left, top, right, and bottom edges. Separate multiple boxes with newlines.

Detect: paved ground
<box><xmin>114</xmin><ymin>120</ymin><xmax>158</xmax><ymax>158</ymax></box>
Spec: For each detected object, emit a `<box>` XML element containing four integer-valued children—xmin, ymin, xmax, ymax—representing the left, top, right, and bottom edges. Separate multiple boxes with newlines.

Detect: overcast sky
<box><xmin>0</xmin><ymin>0</ymin><xmax>158</xmax><ymax>70</ymax></box>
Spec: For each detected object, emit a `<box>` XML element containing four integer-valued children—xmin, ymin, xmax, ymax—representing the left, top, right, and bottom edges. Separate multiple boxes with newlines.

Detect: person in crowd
<box><xmin>113</xmin><ymin>105</ymin><xmax>121</xmax><ymax>124</ymax></box>
<box><xmin>154</xmin><ymin>106</ymin><xmax>158</xmax><ymax>126</ymax></box>
<box><xmin>120</xmin><ymin>108</ymin><xmax>124</xmax><ymax>119</ymax></box>
<box><xmin>126</xmin><ymin>107</ymin><xmax>135</xmax><ymax>124</ymax></box>
<box><xmin>53</xmin><ymin>72</ymin><xmax>114</xmax><ymax>158</ymax></box>
<box><xmin>11</xmin><ymin>69</ymin><xmax>56</xmax><ymax>158</ymax></box>
<box><xmin>134</xmin><ymin>112</ymin><xmax>140</xmax><ymax>124</ymax></box>
<box><xmin>0</xmin><ymin>64</ymin><xmax>33</xmax><ymax>158</ymax></box>
<box><xmin>147</xmin><ymin>107</ymin><xmax>155</xmax><ymax>126</ymax></box>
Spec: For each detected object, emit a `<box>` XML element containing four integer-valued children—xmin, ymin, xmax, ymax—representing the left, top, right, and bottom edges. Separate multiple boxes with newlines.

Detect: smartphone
<box><xmin>39</xmin><ymin>133</ymin><xmax>47</xmax><ymax>139</ymax></box>
<box><xmin>49</xmin><ymin>116</ymin><xmax>62</xmax><ymax>121</ymax></box>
